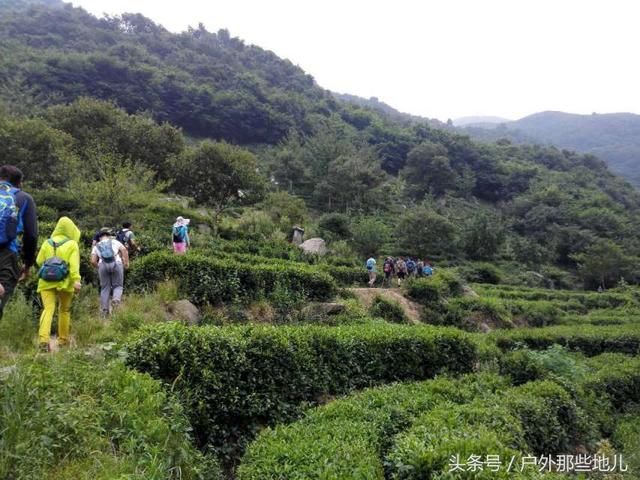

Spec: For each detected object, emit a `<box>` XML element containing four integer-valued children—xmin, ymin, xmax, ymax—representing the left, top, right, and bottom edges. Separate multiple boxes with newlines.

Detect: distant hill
<box><xmin>453</xmin><ymin>116</ymin><xmax>511</xmax><ymax>127</ymax></box>
<box><xmin>461</xmin><ymin>111</ymin><xmax>640</xmax><ymax>186</ymax></box>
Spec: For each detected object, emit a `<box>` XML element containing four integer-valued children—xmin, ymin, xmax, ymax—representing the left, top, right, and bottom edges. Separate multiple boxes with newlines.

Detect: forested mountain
<box><xmin>2</xmin><ymin>0</ymin><xmax>640</xmax><ymax>286</ymax></box>
<box><xmin>461</xmin><ymin>111</ymin><xmax>640</xmax><ymax>186</ymax></box>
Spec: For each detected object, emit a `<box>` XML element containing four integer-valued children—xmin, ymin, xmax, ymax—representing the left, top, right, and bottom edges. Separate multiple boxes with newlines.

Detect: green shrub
<box><xmin>0</xmin><ymin>354</ymin><xmax>220</xmax><ymax>480</ymax></box>
<box><xmin>405</xmin><ymin>270</ymin><xmax>462</xmax><ymax>305</ymax></box>
<box><xmin>238</xmin><ymin>374</ymin><xmax>508</xmax><ymax>480</ymax></box>
<box><xmin>445</xmin><ymin>297</ymin><xmax>513</xmax><ymax>330</ymax></box>
<box><xmin>491</xmin><ymin>324</ymin><xmax>640</xmax><ymax>356</ymax></box>
<box><xmin>127</xmin><ymin>251</ymin><xmax>336</xmax><ymax>305</ymax></box>
<box><xmin>500</xmin><ymin>345</ymin><xmax>589</xmax><ymax>386</ymax></box>
<box><xmin>370</xmin><ymin>296</ymin><xmax>409</xmax><ymax>324</ymax></box>
<box><xmin>582</xmin><ymin>354</ymin><xmax>640</xmax><ymax>412</ymax></box>
<box><xmin>240</xmin><ymin>373</ymin><xmax>596</xmax><ymax>480</ymax></box>
<box><xmin>125</xmin><ymin>323</ymin><xmax>477</xmax><ymax>463</ymax></box>
<box><xmin>389</xmin><ymin>381</ymin><xmax>589</xmax><ymax>477</ymax></box>
<box><xmin>499</xmin><ymin>350</ymin><xmax>547</xmax><ymax>385</ymax></box>
<box><xmin>474</xmin><ymin>284</ymin><xmax>631</xmax><ymax>309</ymax></box>
<box><xmin>612</xmin><ymin>411</ymin><xmax>640</xmax><ymax>475</ymax></box>
<box><xmin>459</xmin><ymin>262</ymin><xmax>502</xmax><ymax>284</ymax></box>
<box><xmin>386</xmin><ymin>400</ymin><xmax>527</xmax><ymax>480</ymax></box>
<box><xmin>505</xmin><ymin>299</ymin><xmax>564</xmax><ymax>327</ymax></box>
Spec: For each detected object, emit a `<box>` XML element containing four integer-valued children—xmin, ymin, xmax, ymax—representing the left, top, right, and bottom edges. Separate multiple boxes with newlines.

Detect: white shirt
<box><xmin>91</xmin><ymin>239</ymin><xmax>125</xmax><ymax>264</ymax></box>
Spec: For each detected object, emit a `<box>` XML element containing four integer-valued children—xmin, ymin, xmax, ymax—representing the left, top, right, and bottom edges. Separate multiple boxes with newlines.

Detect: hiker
<box><xmin>35</xmin><ymin>217</ymin><xmax>81</xmax><ymax>352</ymax></box>
<box><xmin>91</xmin><ymin>228</ymin><xmax>129</xmax><ymax>316</ymax></box>
<box><xmin>116</xmin><ymin>222</ymin><xmax>139</xmax><ymax>256</ymax></box>
<box><xmin>416</xmin><ymin>259</ymin><xmax>424</xmax><ymax>277</ymax></box>
<box><xmin>0</xmin><ymin>165</ymin><xmax>38</xmax><ymax>320</ymax></box>
<box><xmin>172</xmin><ymin>216</ymin><xmax>190</xmax><ymax>254</ymax></box>
<box><xmin>423</xmin><ymin>260</ymin><xmax>434</xmax><ymax>276</ymax></box>
<box><xmin>366</xmin><ymin>256</ymin><xmax>377</xmax><ymax>287</ymax></box>
<box><xmin>382</xmin><ymin>257</ymin><xmax>395</xmax><ymax>288</ymax></box>
<box><xmin>395</xmin><ymin>257</ymin><xmax>407</xmax><ymax>286</ymax></box>
<box><xmin>406</xmin><ymin>257</ymin><xmax>417</xmax><ymax>277</ymax></box>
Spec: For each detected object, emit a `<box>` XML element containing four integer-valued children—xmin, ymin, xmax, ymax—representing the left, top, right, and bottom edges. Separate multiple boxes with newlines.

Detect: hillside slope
<box><xmin>462</xmin><ymin>111</ymin><xmax>640</xmax><ymax>186</ymax></box>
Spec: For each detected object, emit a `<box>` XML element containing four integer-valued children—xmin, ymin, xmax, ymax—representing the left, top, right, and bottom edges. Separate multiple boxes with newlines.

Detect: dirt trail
<box><xmin>350</xmin><ymin>288</ymin><xmax>423</xmax><ymax>324</ymax></box>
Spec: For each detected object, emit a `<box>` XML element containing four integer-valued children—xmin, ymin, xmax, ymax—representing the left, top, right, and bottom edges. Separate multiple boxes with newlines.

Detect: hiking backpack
<box><xmin>383</xmin><ymin>261</ymin><xmax>392</xmax><ymax>273</ymax></box>
<box><xmin>38</xmin><ymin>239</ymin><xmax>70</xmax><ymax>281</ymax></box>
<box><xmin>172</xmin><ymin>225</ymin><xmax>186</xmax><ymax>243</ymax></box>
<box><xmin>366</xmin><ymin>258</ymin><xmax>375</xmax><ymax>271</ymax></box>
<box><xmin>0</xmin><ymin>183</ymin><xmax>20</xmax><ymax>246</ymax></box>
<box><xmin>115</xmin><ymin>229</ymin><xmax>130</xmax><ymax>248</ymax></box>
<box><xmin>97</xmin><ymin>239</ymin><xmax>116</xmax><ymax>264</ymax></box>
<box><xmin>406</xmin><ymin>260</ymin><xmax>416</xmax><ymax>272</ymax></box>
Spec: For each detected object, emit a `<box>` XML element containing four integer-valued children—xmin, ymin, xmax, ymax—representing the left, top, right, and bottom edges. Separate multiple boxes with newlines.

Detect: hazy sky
<box><xmin>70</xmin><ymin>0</ymin><xmax>640</xmax><ymax>121</ymax></box>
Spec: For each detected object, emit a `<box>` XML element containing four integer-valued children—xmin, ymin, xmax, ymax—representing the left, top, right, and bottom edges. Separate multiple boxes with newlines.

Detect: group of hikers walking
<box><xmin>0</xmin><ymin>163</ymin><xmax>193</xmax><ymax>352</ymax></box>
<box><xmin>366</xmin><ymin>255</ymin><xmax>434</xmax><ymax>288</ymax></box>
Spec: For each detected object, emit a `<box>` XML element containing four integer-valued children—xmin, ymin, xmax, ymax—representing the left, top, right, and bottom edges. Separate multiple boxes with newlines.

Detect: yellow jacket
<box><xmin>36</xmin><ymin>217</ymin><xmax>82</xmax><ymax>293</ymax></box>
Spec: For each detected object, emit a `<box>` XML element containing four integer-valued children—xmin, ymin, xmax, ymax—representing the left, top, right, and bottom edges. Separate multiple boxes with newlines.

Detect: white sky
<box><xmin>70</xmin><ymin>0</ymin><xmax>640</xmax><ymax>121</ymax></box>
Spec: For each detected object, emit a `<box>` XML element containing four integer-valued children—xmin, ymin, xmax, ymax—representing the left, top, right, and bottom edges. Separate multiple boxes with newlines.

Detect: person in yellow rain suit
<box><xmin>35</xmin><ymin>217</ymin><xmax>82</xmax><ymax>352</ymax></box>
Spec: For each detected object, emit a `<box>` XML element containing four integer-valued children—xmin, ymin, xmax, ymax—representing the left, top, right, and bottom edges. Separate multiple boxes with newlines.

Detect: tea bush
<box><xmin>370</xmin><ymin>296</ymin><xmax>409</xmax><ymax>324</ymax></box>
<box><xmin>0</xmin><ymin>354</ymin><xmax>220</xmax><ymax>480</ymax></box>
<box><xmin>239</xmin><ymin>374</ymin><xmax>594</xmax><ymax>480</ymax></box>
<box><xmin>491</xmin><ymin>324</ymin><xmax>640</xmax><ymax>356</ymax></box>
<box><xmin>386</xmin><ymin>381</ymin><xmax>586</xmax><ymax>479</ymax></box>
<box><xmin>127</xmin><ymin>251</ymin><xmax>336</xmax><ymax>305</ymax></box>
<box><xmin>237</xmin><ymin>374</ymin><xmax>507</xmax><ymax>480</ymax></box>
<box><xmin>404</xmin><ymin>270</ymin><xmax>463</xmax><ymax>305</ymax></box>
<box><xmin>125</xmin><ymin>322</ymin><xmax>477</xmax><ymax>463</ymax></box>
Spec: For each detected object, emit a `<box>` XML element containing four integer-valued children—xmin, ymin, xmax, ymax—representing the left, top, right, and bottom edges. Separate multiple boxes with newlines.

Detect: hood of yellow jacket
<box><xmin>51</xmin><ymin>216</ymin><xmax>81</xmax><ymax>243</ymax></box>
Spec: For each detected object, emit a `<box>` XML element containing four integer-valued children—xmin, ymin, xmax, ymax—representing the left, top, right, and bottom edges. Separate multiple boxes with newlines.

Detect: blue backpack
<box><xmin>0</xmin><ymin>183</ymin><xmax>20</xmax><ymax>246</ymax></box>
<box><xmin>406</xmin><ymin>260</ymin><xmax>416</xmax><ymax>272</ymax></box>
<box><xmin>97</xmin><ymin>239</ymin><xmax>116</xmax><ymax>263</ymax></box>
<box><xmin>38</xmin><ymin>239</ymin><xmax>70</xmax><ymax>281</ymax></box>
<box><xmin>172</xmin><ymin>225</ymin><xmax>187</xmax><ymax>243</ymax></box>
<box><xmin>423</xmin><ymin>265</ymin><xmax>433</xmax><ymax>276</ymax></box>
<box><xmin>366</xmin><ymin>258</ymin><xmax>375</xmax><ymax>271</ymax></box>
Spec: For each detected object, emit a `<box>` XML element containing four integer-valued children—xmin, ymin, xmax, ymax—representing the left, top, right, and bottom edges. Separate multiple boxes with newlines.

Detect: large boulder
<box><xmin>167</xmin><ymin>300</ymin><xmax>201</xmax><ymax>326</ymax></box>
<box><xmin>299</xmin><ymin>238</ymin><xmax>327</xmax><ymax>256</ymax></box>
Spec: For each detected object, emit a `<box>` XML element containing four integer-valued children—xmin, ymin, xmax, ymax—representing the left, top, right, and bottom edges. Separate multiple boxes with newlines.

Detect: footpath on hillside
<box><xmin>349</xmin><ymin>288</ymin><xmax>422</xmax><ymax>324</ymax></box>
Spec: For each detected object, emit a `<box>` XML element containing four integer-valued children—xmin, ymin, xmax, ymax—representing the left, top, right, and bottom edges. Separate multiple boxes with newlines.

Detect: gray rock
<box><xmin>479</xmin><ymin>322</ymin><xmax>492</xmax><ymax>333</ymax></box>
<box><xmin>299</xmin><ymin>238</ymin><xmax>327</xmax><ymax>255</ymax></box>
<box><xmin>168</xmin><ymin>300</ymin><xmax>201</xmax><ymax>325</ymax></box>
<box><xmin>198</xmin><ymin>223</ymin><xmax>212</xmax><ymax>235</ymax></box>
<box><xmin>302</xmin><ymin>302</ymin><xmax>346</xmax><ymax>319</ymax></box>
<box><xmin>462</xmin><ymin>285</ymin><xmax>479</xmax><ymax>298</ymax></box>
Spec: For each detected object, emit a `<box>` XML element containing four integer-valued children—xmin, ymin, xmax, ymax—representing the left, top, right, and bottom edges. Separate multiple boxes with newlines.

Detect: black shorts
<box><xmin>384</xmin><ymin>271</ymin><xmax>392</xmax><ymax>278</ymax></box>
<box><xmin>397</xmin><ymin>271</ymin><xmax>406</xmax><ymax>279</ymax></box>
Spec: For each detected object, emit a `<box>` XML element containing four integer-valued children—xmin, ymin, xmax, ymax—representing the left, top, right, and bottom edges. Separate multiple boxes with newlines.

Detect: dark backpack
<box><xmin>383</xmin><ymin>261</ymin><xmax>392</xmax><ymax>273</ymax></box>
<box><xmin>115</xmin><ymin>229</ymin><xmax>130</xmax><ymax>247</ymax></box>
<box><xmin>38</xmin><ymin>239</ymin><xmax>70</xmax><ymax>282</ymax></box>
<box><xmin>406</xmin><ymin>260</ymin><xmax>416</xmax><ymax>272</ymax></box>
<box><xmin>0</xmin><ymin>183</ymin><xmax>20</xmax><ymax>246</ymax></box>
<box><xmin>97</xmin><ymin>239</ymin><xmax>116</xmax><ymax>264</ymax></box>
<box><xmin>172</xmin><ymin>225</ymin><xmax>186</xmax><ymax>243</ymax></box>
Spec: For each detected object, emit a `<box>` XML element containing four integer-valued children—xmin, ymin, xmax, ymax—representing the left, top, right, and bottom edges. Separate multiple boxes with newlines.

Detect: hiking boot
<box><xmin>38</xmin><ymin>342</ymin><xmax>50</xmax><ymax>353</ymax></box>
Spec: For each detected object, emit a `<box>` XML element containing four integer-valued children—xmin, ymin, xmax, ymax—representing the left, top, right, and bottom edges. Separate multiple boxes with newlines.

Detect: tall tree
<box><xmin>173</xmin><ymin>141</ymin><xmax>266</xmax><ymax>227</ymax></box>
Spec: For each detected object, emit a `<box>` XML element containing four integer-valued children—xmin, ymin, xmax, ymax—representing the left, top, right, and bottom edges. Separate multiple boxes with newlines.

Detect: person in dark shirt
<box><xmin>0</xmin><ymin>165</ymin><xmax>38</xmax><ymax>320</ymax></box>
